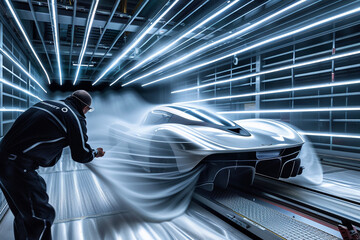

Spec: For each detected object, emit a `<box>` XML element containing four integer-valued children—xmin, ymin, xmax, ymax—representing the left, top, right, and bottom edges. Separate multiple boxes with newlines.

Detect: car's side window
<box><xmin>143</xmin><ymin>111</ymin><xmax>172</xmax><ymax>125</ymax></box>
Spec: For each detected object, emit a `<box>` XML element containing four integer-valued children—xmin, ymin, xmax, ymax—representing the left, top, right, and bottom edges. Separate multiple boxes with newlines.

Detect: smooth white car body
<box><xmin>112</xmin><ymin>105</ymin><xmax>305</xmax><ymax>190</ymax></box>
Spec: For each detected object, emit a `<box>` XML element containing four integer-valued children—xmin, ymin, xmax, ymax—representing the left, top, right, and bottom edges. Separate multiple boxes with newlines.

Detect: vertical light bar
<box><xmin>92</xmin><ymin>0</ymin><xmax>180</xmax><ymax>86</ymax></box>
<box><xmin>4</xmin><ymin>0</ymin><xmax>51</xmax><ymax>84</ymax></box>
<box><xmin>121</xmin><ymin>0</ymin><xmax>308</xmax><ymax>87</ymax></box>
<box><xmin>73</xmin><ymin>0</ymin><xmax>99</xmax><ymax>85</ymax></box>
<box><xmin>0</xmin><ymin>47</ymin><xmax>47</xmax><ymax>93</ymax></box>
<box><xmin>110</xmin><ymin>0</ymin><xmax>241</xmax><ymax>86</ymax></box>
<box><xmin>50</xmin><ymin>0</ymin><xmax>62</xmax><ymax>85</ymax></box>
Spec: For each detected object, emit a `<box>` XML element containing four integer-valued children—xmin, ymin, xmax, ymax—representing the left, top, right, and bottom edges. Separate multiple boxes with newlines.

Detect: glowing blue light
<box><xmin>112</xmin><ymin>0</ymin><xmax>242</xmax><ymax>87</ymax></box>
<box><xmin>51</xmin><ymin>0</ymin><xmax>62</xmax><ymax>85</ymax></box>
<box><xmin>218</xmin><ymin>107</ymin><xmax>360</xmax><ymax>115</ymax></box>
<box><xmin>0</xmin><ymin>47</ymin><xmax>47</xmax><ymax>93</ymax></box>
<box><xmin>93</xmin><ymin>0</ymin><xmax>180</xmax><ymax>86</ymax></box>
<box><xmin>299</xmin><ymin>132</ymin><xmax>360</xmax><ymax>139</ymax></box>
<box><xmin>0</xmin><ymin>108</ymin><xmax>25</xmax><ymax>112</ymax></box>
<box><xmin>122</xmin><ymin>0</ymin><xmax>307</xmax><ymax>87</ymax></box>
<box><xmin>174</xmin><ymin>78</ymin><xmax>360</xmax><ymax>104</ymax></box>
<box><xmin>73</xmin><ymin>0</ymin><xmax>99</xmax><ymax>85</ymax></box>
<box><xmin>0</xmin><ymin>78</ymin><xmax>42</xmax><ymax>101</ymax></box>
<box><xmin>172</xmin><ymin>50</ymin><xmax>360</xmax><ymax>94</ymax></box>
<box><xmin>142</xmin><ymin>6</ymin><xmax>360</xmax><ymax>87</ymax></box>
<box><xmin>4</xmin><ymin>0</ymin><xmax>51</xmax><ymax>84</ymax></box>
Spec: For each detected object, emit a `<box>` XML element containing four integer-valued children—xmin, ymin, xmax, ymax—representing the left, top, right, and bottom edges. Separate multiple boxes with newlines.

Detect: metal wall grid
<box><xmin>0</xmin><ymin>23</ymin><xmax>45</xmax><ymax>136</ymax></box>
<box><xmin>0</xmin><ymin>21</ymin><xmax>46</xmax><ymax>221</ymax></box>
<box><xmin>171</xmin><ymin>18</ymin><xmax>360</xmax><ymax>156</ymax></box>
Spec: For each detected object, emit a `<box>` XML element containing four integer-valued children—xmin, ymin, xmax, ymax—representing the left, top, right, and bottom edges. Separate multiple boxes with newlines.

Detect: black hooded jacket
<box><xmin>0</xmin><ymin>96</ymin><xmax>96</xmax><ymax>167</ymax></box>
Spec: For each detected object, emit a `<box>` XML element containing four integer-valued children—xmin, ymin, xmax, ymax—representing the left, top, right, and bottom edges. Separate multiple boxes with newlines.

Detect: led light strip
<box><xmin>4</xmin><ymin>0</ymin><xmax>51</xmax><ymax>85</ymax></box>
<box><xmin>121</xmin><ymin>0</ymin><xmax>307</xmax><ymax>87</ymax></box>
<box><xmin>110</xmin><ymin>0</ymin><xmax>242</xmax><ymax>86</ymax></box>
<box><xmin>51</xmin><ymin>0</ymin><xmax>62</xmax><ymax>85</ymax></box>
<box><xmin>92</xmin><ymin>0</ymin><xmax>180</xmax><ymax>86</ymax></box>
<box><xmin>73</xmin><ymin>63</ymin><xmax>94</xmax><ymax>67</ymax></box>
<box><xmin>73</xmin><ymin>0</ymin><xmax>99</xmax><ymax>85</ymax></box>
<box><xmin>0</xmin><ymin>108</ymin><xmax>25</xmax><ymax>112</ymax></box>
<box><xmin>0</xmin><ymin>47</ymin><xmax>47</xmax><ymax>93</ymax></box>
<box><xmin>218</xmin><ymin>107</ymin><xmax>360</xmax><ymax>115</ymax></box>
<box><xmin>173</xmin><ymin>50</ymin><xmax>360</xmax><ymax>94</ymax></box>
<box><xmin>175</xmin><ymin>79</ymin><xmax>360</xmax><ymax>104</ymax></box>
<box><xmin>299</xmin><ymin>131</ymin><xmax>360</xmax><ymax>139</ymax></box>
<box><xmin>0</xmin><ymin>78</ymin><xmax>42</xmax><ymax>101</ymax></box>
<box><xmin>3</xmin><ymin>65</ymin><xmax>30</xmax><ymax>83</ymax></box>
<box><xmin>142</xmin><ymin>6</ymin><xmax>360</xmax><ymax>87</ymax></box>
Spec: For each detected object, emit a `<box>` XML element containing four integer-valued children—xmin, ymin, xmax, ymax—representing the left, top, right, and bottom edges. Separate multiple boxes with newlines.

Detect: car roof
<box><xmin>152</xmin><ymin>105</ymin><xmax>196</xmax><ymax>113</ymax></box>
<box><xmin>151</xmin><ymin>105</ymin><xmax>237</xmax><ymax>127</ymax></box>
<box><xmin>151</xmin><ymin>105</ymin><xmax>201</xmax><ymax>121</ymax></box>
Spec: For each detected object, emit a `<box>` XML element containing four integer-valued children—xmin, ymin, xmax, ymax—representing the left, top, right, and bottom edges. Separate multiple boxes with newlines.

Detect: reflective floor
<box><xmin>0</xmin><ymin>150</ymin><xmax>249</xmax><ymax>240</ymax></box>
<box><xmin>288</xmin><ymin>164</ymin><xmax>360</xmax><ymax>202</ymax></box>
<box><xmin>316</xmin><ymin>165</ymin><xmax>360</xmax><ymax>202</ymax></box>
<box><xmin>1</xmin><ymin>134</ymin><xmax>358</xmax><ymax>239</ymax></box>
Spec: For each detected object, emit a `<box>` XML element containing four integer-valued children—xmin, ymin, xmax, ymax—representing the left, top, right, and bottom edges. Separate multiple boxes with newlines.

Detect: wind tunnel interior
<box><xmin>1</xmin><ymin>0</ymin><xmax>360</xmax><ymax>239</ymax></box>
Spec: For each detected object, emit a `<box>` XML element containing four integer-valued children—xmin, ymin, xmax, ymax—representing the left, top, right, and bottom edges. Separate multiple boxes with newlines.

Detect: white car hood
<box><xmin>169</xmin><ymin>119</ymin><xmax>304</xmax><ymax>152</ymax></box>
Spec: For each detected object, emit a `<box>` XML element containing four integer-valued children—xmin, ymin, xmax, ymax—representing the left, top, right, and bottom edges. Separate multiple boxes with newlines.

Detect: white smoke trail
<box><xmin>286</xmin><ymin>136</ymin><xmax>323</xmax><ymax>185</ymax></box>
<box><xmin>266</xmin><ymin>121</ymin><xmax>323</xmax><ymax>185</ymax></box>
<box><xmin>85</xmin><ymin>91</ymin><xmax>204</xmax><ymax>221</ymax></box>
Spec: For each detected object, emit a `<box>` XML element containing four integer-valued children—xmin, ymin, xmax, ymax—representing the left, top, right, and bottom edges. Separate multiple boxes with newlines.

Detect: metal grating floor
<box><xmin>205</xmin><ymin>190</ymin><xmax>340</xmax><ymax>240</ymax></box>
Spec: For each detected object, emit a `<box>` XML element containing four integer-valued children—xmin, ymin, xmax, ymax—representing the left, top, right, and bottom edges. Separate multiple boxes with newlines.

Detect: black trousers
<box><xmin>0</xmin><ymin>157</ymin><xmax>55</xmax><ymax>240</ymax></box>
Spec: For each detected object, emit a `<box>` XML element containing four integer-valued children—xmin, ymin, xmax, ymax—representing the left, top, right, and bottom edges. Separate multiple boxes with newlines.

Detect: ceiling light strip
<box><xmin>142</xmin><ymin>6</ymin><xmax>360</xmax><ymax>87</ymax></box>
<box><xmin>218</xmin><ymin>107</ymin><xmax>360</xmax><ymax>115</ymax></box>
<box><xmin>110</xmin><ymin>0</ymin><xmax>241</xmax><ymax>86</ymax></box>
<box><xmin>92</xmin><ymin>0</ymin><xmax>180</xmax><ymax>86</ymax></box>
<box><xmin>175</xmin><ymin>79</ymin><xmax>360</xmax><ymax>104</ymax></box>
<box><xmin>50</xmin><ymin>0</ymin><xmax>62</xmax><ymax>85</ymax></box>
<box><xmin>73</xmin><ymin>0</ymin><xmax>99</xmax><ymax>85</ymax></box>
<box><xmin>0</xmin><ymin>78</ymin><xmax>42</xmax><ymax>101</ymax></box>
<box><xmin>73</xmin><ymin>64</ymin><xmax>94</xmax><ymax>67</ymax></box>
<box><xmin>4</xmin><ymin>0</ymin><xmax>51</xmax><ymax>84</ymax></box>
<box><xmin>121</xmin><ymin>0</ymin><xmax>308</xmax><ymax>87</ymax></box>
<box><xmin>172</xmin><ymin>49</ymin><xmax>360</xmax><ymax>94</ymax></box>
<box><xmin>0</xmin><ymin>47</ymin><xmax>47</xmax><ymax>93</ymax></box>
<box><xmin>107</xmin><ymin>0</ymin><xmax>199</xmax><ymax>84</ymax></box>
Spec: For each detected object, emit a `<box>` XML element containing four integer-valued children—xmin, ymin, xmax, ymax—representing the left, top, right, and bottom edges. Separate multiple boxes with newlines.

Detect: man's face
<box><xmin>83</xmin><ymin>106</ymin><xmax>91</xmax><ymax>114</ymax></box>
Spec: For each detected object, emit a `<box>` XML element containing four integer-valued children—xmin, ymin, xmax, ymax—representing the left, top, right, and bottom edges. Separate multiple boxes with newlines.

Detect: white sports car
<box><xmin>112</xmin><ymin>105</ymin><xmax>305</xmax><ymax>190</ymax></box>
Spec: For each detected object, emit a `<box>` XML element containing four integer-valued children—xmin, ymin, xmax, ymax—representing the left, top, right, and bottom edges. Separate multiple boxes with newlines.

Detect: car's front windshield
<box><xmin>170</xmin><ymin>106</ymin><xmax>236</xmax><ymax>127</ymax></box>
<box><xmin>189</xmin><ymin>109</ymin><xmax>236</xmax><ymax>127</ymax></box>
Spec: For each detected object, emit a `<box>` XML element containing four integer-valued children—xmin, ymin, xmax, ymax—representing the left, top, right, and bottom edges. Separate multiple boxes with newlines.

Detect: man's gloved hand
<box><xmin>95</xmin><ymin>147</ymin><xmax>105</xmax><ymax>158</ymax></box>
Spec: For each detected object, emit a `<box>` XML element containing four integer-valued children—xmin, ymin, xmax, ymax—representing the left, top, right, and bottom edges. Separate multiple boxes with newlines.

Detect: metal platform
<box><xmin>195</xmin><ymin>189</ymin><xmax>341</xmax><ymax>240</ymax></box>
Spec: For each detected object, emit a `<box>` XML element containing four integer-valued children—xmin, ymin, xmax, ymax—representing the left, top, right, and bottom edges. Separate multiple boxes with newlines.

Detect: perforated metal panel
<box><xmin>206</xmin><ymin>189</ymin><xmax>340</xmax><ymax>240</ymax></box>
